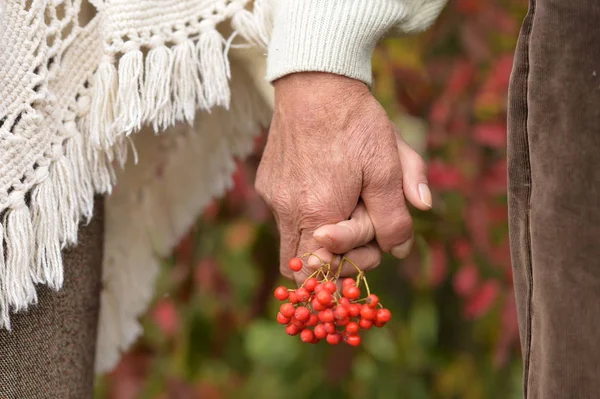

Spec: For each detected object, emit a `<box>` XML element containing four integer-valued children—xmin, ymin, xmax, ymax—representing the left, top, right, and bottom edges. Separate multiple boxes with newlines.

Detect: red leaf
<box><xmin>464</xmin><ymin>279</ymin><xmax>500</xmax><ymax>319</ymax></box>
<box><xmin>446</xmin><ymin>60</ymin><xmax>476</xmax><ymax>97</ymax></box>
<box><xmin>152</xmin><ymin>298</ymin><xmax>180</xmax><ymax>337</ymax></box>
<box><xmin>473</xmin><ymin>123</ymin><xmax>506</xmax><ymax>148</ymax></box>
<box><xmin>428</xmin><ymin>160</ymin><xmax>464</xmax><ymax>190</ymax></box>
<box><xmin>453</xmin><ymin>263</ymin><xmax>479</xmax><ymax>297</ymax></box>
<box><xmin>452</xmin><ymin>239</ymin><xmax>473</xmax><ymax>261</ymax></box>
<box><xmin>455</xmin><ymin>0</ymin><xmax>483</xmax><ymax>15</ymax></box>
<box><xmin>466</xmin><ymin>199</ymin><xmax>491</xmax><ymax>250</ymax></box>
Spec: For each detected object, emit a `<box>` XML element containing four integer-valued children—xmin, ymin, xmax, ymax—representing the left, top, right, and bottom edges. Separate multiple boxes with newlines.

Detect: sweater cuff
<box><xmin>266</xmin><ymin>0</ymin><xmax>405</xmax><ymax>86</ymax></box>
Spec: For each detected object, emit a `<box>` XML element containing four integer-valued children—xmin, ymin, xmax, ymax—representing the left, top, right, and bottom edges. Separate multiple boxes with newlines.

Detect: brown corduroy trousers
<box><xmin>508</xmin><ymin>0</ymin><xmax>600</xmax><ymax>398</ymax></box>
<box><xmin>0</xmin><ymin>199</ymin><xmax>104</xmax><ymax>398</ymax></box>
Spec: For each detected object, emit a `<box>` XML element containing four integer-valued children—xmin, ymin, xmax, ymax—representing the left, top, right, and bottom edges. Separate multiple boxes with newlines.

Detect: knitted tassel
<box><xmin>30</xmin><ymin>175</ymin><xmax>63</xmax><ymax>289</ymax></box>
<box><xmin>231</xmin><ymin>0</ymin><xmax>272</xmax><ymax>49</ymax></box>
<box><xmin>172</xmin><ymin>38</ymin><xmax>206</xmax><ymax>123</ymax></box>
<box><xmin>52</xmin><ymin>153</ymin><xmax>79</xmax><ymax>246</ymax></box>
<box><xmin>115</xmin><ymin>47</ymin><xmax>144</xmax><ymax>135</ymax></box>
<box><xmin>143</xmin><ymin>42</ymin><xmax>173</xmax><ymax>131</ymax></box>
<box><xmin>63</xmin><ymin>121</ymin><xmax>94</xmax><ymax>221</ymax></box>
<box><xmin>3</xmin><ymin>201</ymin><xmax>37</xmax><ymax>311</ymax></box>
<box><xmin>231</xmin><ymin>8</ymin><xmax>269</xmax><ymax>48</ymax></box>
<box><xmin>197</xmin><ymin>28</ymin><xmax>230</xmax><ymax>109</ymax></box>
<box><xmin>89</xmin><ymin>57</ymin><xmax>118</xmax><ymax>149</ymax></box>
<box><xmin>90</xmin><ymin>149</ymin><xmax>116</xmax><ymax>194</ymax></box>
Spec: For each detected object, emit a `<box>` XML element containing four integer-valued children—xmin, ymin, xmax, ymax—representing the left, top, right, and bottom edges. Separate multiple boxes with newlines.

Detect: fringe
<box><xmin>197</xmin><ymin>28</ymin><xmax>231</xmax><ymax>110</ymax></box>
<box><xmin>231</xmin><ymin>0</ymin><xmax>271</xmax><ymax>48</ymax></box>
<box><xmin>115</xmin><ymin>48</ymin><xmax>144</xmax><ymax>136</ymax></box>
<box><xmin>3</xmin><ymin>200</ymin><xmax>37</xmax><ymax>315</ymax></box>
<box><xmin>64</xmin><ymin>121</ymin><xmax>95</xmax><ymax>220</ymax></box>
<box><xmin>172</xmin><ymin>38</ymin><xmax>206</xmax><ymax>123</ymax></box>
<box><xmin>89</xmin><ymin>57</ymin><xmax>118</xmax><ymax>149</ymax></box>
<box><xmin>143</xmin><ymin>43</ymin><xmax>174</xmax><ymax>131</ymax></box>
<box><xmin>31</xmin><ymin>171</ymin><xmax>63</xmax><ymax>289</ymax></box>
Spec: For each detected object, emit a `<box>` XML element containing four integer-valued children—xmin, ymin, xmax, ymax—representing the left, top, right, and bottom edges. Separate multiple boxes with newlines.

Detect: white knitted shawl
<box><xmin>0</xmin><ymin>0</ymin><xmax>273</xmax><ymax>372</ymax></box>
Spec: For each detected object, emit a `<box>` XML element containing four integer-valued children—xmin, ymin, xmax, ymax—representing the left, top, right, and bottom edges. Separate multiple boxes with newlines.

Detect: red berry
<box><xmin>314</xmin><ymin>283</ymin><xmax>324</xmax><ymax>294</ymax></box>
<box><xmin>366</xmin><ymin>294</ymin><xmax>380</xmax><ymax>308</ymax></box>
<box><xmin>348</xmin><ymin>304</ymin><xmax>361</xmax><ymax>318</ymax></box>
<box><xmin>336</xmin><ymin>317</ymin><xmax>350</xmax><ymax>326</ymax></box>
<box><xmin>296</xmin><ymin>288</ymin><xmax>310</xmax><ymax>302</ymax></box>
<box><xmin>326</xmin><ymin>333</ymin><xmax>342</xmax><ymax>345</ymax></box>
<box><xmin>307</xmin><ymin>313</ymin><xmax>318</xmax><ymax>326</ymax></box>
<box><xmin>333</xmin><ymin>306</ymin><xmax>349</xmax><ymax>320</ymax></box>
<box><xmin>289</xmin><ymin>291</ymin><xmax>299</xmax><ymax>304</ymax></box>
<box><xmin>343</xmin><ymin>286</ymin><xmax>360</xmax><ymax>300</ymax></box>
<box><xmin>288</xmin><ymin>257</ymin><xmax>303</xmax><ymax>272</ymax></box>
<box><xmin>323</xmin><ymin>322</ymin><xmax>336</xmax><ymax>334</ymax></box>
<box><xmin>280</xmin><ymin>303</ymin><xmax>295</xmax><ymax>318</ymax></box>
<box><xmin>316</xmin><ymin>291</ymin><xmax>332</xmax><ymax>306</ymax></box>
<box><xmin>376</xmin><ymin>308</ymin><xmax>392</xmax><ymax>324</ymax></box>
<box><xmin>274</xmin><ymin>286</ymin><xmax>289</xmax><ymax>301</ymax></box>
<box><xmin>360</xmin><ymin>304</ymin><xmax>376</xmax><ymax>320</ymax></box>
<box><xmin>286</xmin><ymin>324</ymin><xmax>300</xmax><ymax>336</ymax></box>
<box><xmin>290</xmin><ymin>317</ymin><xmax>305</xmax><ymax>328</ymax></box>
<box><xmin>343</xmin><ymin>278</ymin><xmax>356</xmax><ymax>287</ymax></box>
<box><xmin>374</xmin><ymin>320</ymin><xmax>386</xmax><ymax>328</ymax></box>
<box><xmin>304</xmin><ymin>278</ymin><xmax>318</xmax><ymax>292</ymax></box>
<box><xmin>300</xmin><ymin>329</ymin><xmax>315</xmax><ymax>343</ymax></box>
<box><xmin>359</xmin><ymin>318</ymin><xmax>373</xmax><ymax>330</ymax></box>
<box><xmin>346</xmin><ymin>334</ymin><xmax>361</xmax><ymax>346</ymax></box>
<box><xmin>295</xmin><ymin>306</ymin><xmax>310</xmax><ymax>322</ymax></box>
<box><xmin>323</xmin><ymin>281</ymin><xmax>337</xmax><ymax>294</ymax></box>
<box><xmin>276</xmin><ymin>312</ymin><xmax>290</xmax><ymax>325</ymax></box>
<box><xmin>318</xmin><ymin>309</ymin><xmax>334</xmax><ymax>323</ymax></box>
<box><xmin>338</xmin><ymin>297</ymin><xmax>351</xmax><ymax>307</ymax></box>
<box><xmin>314</xmin><ymin>324</ymin><xmax>327</xmax><ymax>339</ymax></box>
<box><xmin>311</xmin><ymin>298</ymin><xmax>325</xmax><ymax>311</ymax></box>
<box><xmin>345</xmin><ymin>321</ymin><xmax>360</xmax><ymax>334</ymax></box>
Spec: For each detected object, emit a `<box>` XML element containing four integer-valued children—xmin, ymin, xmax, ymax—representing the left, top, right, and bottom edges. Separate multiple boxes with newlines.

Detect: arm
<box><xmin>257</xmin><ymin>0</ymin><xmax>447</xmax><ymax>283</ymax></box>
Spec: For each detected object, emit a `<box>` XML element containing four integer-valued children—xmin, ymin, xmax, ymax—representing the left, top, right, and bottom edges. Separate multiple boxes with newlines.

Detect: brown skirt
<box><xmin>508</xmin><ymin>0</ymin><xmax>600</xmax><ymax>397</ymax></box>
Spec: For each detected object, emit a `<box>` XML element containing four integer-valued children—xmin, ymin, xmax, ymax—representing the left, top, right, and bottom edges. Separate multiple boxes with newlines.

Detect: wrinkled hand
<box><xmin>255</xmin><ymin>72</ymin><xmax>431</xmax><ymax>285</ymax></box>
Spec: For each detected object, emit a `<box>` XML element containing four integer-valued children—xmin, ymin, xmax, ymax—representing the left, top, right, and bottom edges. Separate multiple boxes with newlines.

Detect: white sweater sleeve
<box><xmin>266</xmin><ymin>0</ymin><xmax>447</xmax><ymax>85</ymax></box>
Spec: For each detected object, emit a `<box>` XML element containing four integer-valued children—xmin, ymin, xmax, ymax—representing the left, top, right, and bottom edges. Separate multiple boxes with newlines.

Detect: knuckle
<box><xmin>254</xmin><ymin>174</ymin><xmax>270</xmax><ymax>201</ymax></box>
<box><xmin>270</xmin><ymin>192</ymin><xmax>293</xmax><ymax>217</ymax></box>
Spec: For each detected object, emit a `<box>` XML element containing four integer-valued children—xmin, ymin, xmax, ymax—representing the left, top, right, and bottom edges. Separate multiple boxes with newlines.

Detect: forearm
<box><xmin>266</xmin><ymin>0</ymin><xmax>447</xmax><ymax>86</ymax></box>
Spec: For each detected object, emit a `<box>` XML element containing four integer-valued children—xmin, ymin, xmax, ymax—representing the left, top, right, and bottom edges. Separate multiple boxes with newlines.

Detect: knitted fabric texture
<box><xmin>0</xmin><ymin>0</ymin><xmax>272</xmax><ymax>373</ymax></box>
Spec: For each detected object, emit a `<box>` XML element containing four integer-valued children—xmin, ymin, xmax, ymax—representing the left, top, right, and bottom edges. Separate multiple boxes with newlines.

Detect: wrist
<box><xmin>273</xmin><ymin>72</ymin><xmax>371</xmax><ymax>123</ymax></box>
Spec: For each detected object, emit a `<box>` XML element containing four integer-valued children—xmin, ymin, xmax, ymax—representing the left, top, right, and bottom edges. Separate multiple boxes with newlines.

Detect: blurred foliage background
<box><xmin>95</xmin><ymin>1</ymin><xmax>528</xmax><ymax>398</ymax></box>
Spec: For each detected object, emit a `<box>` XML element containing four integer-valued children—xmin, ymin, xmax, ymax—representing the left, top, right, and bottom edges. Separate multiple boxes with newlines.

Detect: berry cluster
<box><xmin>274</xmin><ymin>255</ymin><xmax>392</xmax><ymax>346</ymax></box>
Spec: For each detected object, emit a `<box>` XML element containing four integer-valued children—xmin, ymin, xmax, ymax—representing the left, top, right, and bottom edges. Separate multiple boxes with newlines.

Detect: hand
<box><xmin>255</xmin><ymin>72</ymin><xmax>430</xmax><ymax>285</ymax></box>
<box><xmin>310</xmin><ymin>129</ymin><xmax>431</xmax><ymax>270</ymax></box>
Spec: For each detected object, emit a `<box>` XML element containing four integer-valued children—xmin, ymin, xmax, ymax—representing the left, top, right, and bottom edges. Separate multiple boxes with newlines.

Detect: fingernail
<box><xmin>418</xmin><ymin>183</ymin><xmax>432</xmax><ymax>208</ymax></box>
<box><xmin>313</xmin><ymin>230</ymin><xmax>334</xmax><ymax>248</ymax></box>
<box><xmin>391</xmin><ymin>238</ymin><xmax>414</xmax><ymax>259</ymax></box>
